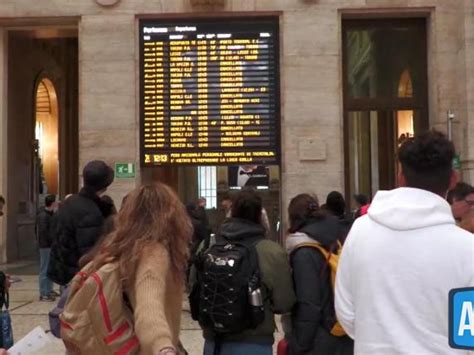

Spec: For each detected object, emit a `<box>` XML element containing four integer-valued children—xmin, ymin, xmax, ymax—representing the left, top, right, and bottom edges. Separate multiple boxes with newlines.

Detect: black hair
<box><xmin>354</xmin><ymin>194</ymin><xmax>369</xmax><ymax>207</ymax></box>
<box><xmin>288</xmin><ymin>193</ymin><xmax>325</xmax><ymax>233</ymax></box>
<box><xmin>231</xmin><ymin>189</ymin><xmax>262</xmax><ymax>224</ymax></box>
<box><xmin>447</xmin><ymin>182</ymin><xmax>474</xmax><ymax>204</ymax></box>
<box><xmin>101</xmin><ymin>195</ymin><xmax>114</xmax><ymax>205</ymax></box>
<box><xmin>186</xmin><ymin>202</ymin><xmax>198</xmax><ymax>214</ymax></box>
<box><xmin>101</xmin><ymin>195</ymin><xmax>117</xmax><ymax>215</ymax></box>
<box><xmin>221</xmin><ymin>194</ymin><xmax>232</xmax><ymax>202</ymax></box>
<box><xmin>44</xmin><ymin>194</ymin><xmax>56</xmax><ymax>208</ymax></box>
<box><xmin>326</xmin><ymin>191</ymin><xmax>346</xmax><ymax>217</ymax></box>
<box><xmin>0</xmin><ymin>195</ymin><xmax>4</xmax><ymax>204</ymax></box>
<box><xmin>398</xmin><ymin>130</ymin><xmax>455</xmax><ymax>196</ymax></box>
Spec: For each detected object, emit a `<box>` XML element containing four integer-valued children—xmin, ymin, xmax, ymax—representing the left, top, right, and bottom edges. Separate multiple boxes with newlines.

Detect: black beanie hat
<box><xmin>83</xmin><ymin>160</ymin><xmax>114</xmax><ymax>192</ymax></box>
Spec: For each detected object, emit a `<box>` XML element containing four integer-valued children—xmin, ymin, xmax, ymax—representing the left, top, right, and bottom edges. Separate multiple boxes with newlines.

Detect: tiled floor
<box><xmin>5</xmin><ymin>260</ymin><xmax>283</xmax><ymax>354</ymax></box>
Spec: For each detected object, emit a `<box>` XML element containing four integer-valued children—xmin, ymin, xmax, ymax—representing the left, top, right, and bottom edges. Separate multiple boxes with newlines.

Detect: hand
<box><xmin>0</xmin><ymin>348</ymin><xmax>9</xmax><ymax>355</ymax></box>
<box><xmin>157</xmin><ymin>347</ymin><xmax>176</xmax><ymax>355</ymax></box>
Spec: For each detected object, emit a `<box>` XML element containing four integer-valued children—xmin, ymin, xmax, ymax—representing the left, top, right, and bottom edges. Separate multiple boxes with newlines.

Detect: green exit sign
<box><xmin>115</xmin><ymin>163</ymin><xmax>136</xmax><ymax>179</ymax></box>
<box><xmin>453</xmin><ymin>154</ymin><xmax>461</xmax><ymax>171</ymax></box>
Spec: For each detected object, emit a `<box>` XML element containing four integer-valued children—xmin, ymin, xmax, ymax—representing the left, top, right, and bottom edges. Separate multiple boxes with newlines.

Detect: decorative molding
<box><xmin>190</xmin><ymin>0</ymin><xmax>226</xmax><ymax>6</ymax></box>
<box><xmin>95</xmin><ymin>0</ymin><xmax>120</xmax><ymax>7</ymax></box>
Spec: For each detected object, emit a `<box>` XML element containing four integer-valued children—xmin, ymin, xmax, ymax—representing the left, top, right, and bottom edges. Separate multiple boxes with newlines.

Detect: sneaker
<box><xmin>39</xmin><ymin>295</ymin><xmax>56</xmax><ymax>302</ymax></box>
<box><xmin>49</xmin><ymin>290</ymin><xmax>60</xmax><ymax>297</ymax></box>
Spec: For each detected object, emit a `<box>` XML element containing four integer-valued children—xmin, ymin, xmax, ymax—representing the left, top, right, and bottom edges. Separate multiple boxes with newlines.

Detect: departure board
<box><xmin>139</xmin><ymin>18</ymin><xmax>280</xmax><ymax>166</ymax></box>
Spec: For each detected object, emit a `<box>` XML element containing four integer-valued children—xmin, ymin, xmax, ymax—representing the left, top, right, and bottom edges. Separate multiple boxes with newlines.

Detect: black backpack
<box><xmin>190</xmin><ymin>236</ymin><xmax>265</xmax><ymax>334</ymax></box>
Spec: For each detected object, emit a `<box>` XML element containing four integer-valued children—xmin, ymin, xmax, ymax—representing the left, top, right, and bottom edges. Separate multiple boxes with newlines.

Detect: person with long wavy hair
<box><xmin>87</xmin><ymin>183</ymin><xmax>192</xmax><ymax>355</ymax></box>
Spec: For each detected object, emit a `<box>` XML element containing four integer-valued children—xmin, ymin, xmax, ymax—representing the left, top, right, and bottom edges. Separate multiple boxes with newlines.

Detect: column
<box><xmin>80</xmin><ymin>15</ymin><xmax>138</xmax><ymax>206</ymax></box>
<box><xmin>0</xmin><ymin>28</ymin><xmax>7</xmax><ymax>263</ymax></box>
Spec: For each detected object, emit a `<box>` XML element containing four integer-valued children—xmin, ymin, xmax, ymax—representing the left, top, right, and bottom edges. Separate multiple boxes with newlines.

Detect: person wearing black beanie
<box><xmin>82</xmin><ymin>160</ymin><xmax>115</xmax><ymax>194</ymax></box>
<box><xmin>48</xmin><ymin>160</ymin><xmax>115</xmax><ymax>285</ymax></box>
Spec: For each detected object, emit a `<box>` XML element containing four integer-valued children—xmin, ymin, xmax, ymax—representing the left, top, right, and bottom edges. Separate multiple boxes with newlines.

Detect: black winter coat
<box><xmin>287</xmin><ymin>217</ymin><xmax>354</xmax><ymax>355</ymax></box>
<box><xmin>47</xmin><ymin>187</ymin><xmax>113</xmax><ymax>285</ymax></box>
<box><xmin>190</xmin><ymin>215</ymin><xmax>210</xmax><ymax>256</ymax></box>
<box><xmin>36</xmin><ymin>208</ymin><xmax>54</xmax><ymax>248</ymax></box>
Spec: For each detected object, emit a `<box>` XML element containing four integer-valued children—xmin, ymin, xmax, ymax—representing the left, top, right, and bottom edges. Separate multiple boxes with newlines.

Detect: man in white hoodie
<box><xmin>335</xmin><ymin>130</ymin><xmax>474</xmax><ymax>354</ymax></box>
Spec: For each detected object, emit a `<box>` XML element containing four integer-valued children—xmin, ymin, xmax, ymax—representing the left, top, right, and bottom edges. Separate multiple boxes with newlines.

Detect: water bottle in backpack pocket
<box><xmin>248</xmin><ymin>273</ymin><xmax>264</xmax><ymax>326</ymax></box>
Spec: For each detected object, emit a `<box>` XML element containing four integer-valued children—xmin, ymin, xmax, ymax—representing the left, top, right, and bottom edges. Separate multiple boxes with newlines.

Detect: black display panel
<box><xmin>139</xmin><ymin>17</ymin><xmax>280</xmax><ymax>166</ymax></box>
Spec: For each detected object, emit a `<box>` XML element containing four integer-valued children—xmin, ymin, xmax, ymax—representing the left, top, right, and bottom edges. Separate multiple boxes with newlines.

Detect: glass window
<box><xmin>347</xmin><ymin>109</ymin><xmax>422</xmax><ymax>200</ymax></box>
<box><xmin>345</xmin><ymin>21</ymin><xmax>426</xmax><ymax>100</ymax></box>
<box><xmin>343</xmin><ymin>19</ymin><xmax>428</xmax><ymax>206</ymax></box>
<box><xmin>198</xmin><ymin>166</ymin><xmax>217</xmax><ymax>209</ymax></box>
<box><xmin>348</xmin><ymin>111</ymin><xmax>377</xmax><ymax>198</ymax></box>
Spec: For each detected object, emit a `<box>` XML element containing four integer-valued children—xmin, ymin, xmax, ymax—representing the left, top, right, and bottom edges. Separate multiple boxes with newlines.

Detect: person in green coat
<box><xmin>193</xmin><ymin>189</ymin><xmax>295</xmax><ymax>355</ymax></box>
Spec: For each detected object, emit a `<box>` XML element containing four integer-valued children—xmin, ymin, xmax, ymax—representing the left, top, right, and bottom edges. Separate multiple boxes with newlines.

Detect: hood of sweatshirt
<box><xmin>286</xmin><ymin>216</ymin><xmax>340</xmax><ymax>253</ymax></box>
<box><xmin>367</xmin><ymin>187</ymin><xmax>455</xmax><ymax>231</ymax></box>
<box><xmin>219</xmin><ymin>218</ymin><xmax>266</xmax><ymax>241</ymax></box>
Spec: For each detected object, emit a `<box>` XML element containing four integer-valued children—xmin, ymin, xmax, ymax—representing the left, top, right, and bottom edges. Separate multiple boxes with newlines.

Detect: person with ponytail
<box><xmin>285</xmin><ymin>194</ymin><xmax>353</xmax><ymax>355</ymax></box>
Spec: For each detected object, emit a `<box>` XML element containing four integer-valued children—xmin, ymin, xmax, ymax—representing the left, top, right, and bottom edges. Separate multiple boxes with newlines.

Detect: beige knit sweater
<box><xmin>126</xmin><ymin>243</ymin><xmax>183</xmax><ymax>355</ymax></box>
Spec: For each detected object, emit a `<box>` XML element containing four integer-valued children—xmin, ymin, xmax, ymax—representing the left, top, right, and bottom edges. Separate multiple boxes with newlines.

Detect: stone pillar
<box><xmin>0</xmin><ymin>29</ymin><xmax>7</xmax><ymax>263</ymax></box>
<box><xmin>79</xmin><ymin>15</ymin><xmax>138</xmax><ymax>208</ymax></box>
<box><xmin>278</xmin><ymin>5</ymin><xmax>343</xmax><ymax>209</ymax></box>
<box><xmin>461</xmin><ymin>0</ymin><xmax>474</xmax><ymax>183</ymax></box>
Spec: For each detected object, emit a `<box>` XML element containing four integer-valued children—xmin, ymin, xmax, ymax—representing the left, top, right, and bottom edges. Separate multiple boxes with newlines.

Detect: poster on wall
<box><xmin>228</xmin><ymin>165</ymin><xmax>269</xmax><ymax>189</ymax></box>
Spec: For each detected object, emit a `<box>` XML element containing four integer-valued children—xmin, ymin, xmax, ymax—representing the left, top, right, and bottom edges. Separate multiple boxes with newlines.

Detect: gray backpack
<box><xmin>48</xmin><ymin>287</ymin><xmax>69</xmax><ymax>338</ymax></box>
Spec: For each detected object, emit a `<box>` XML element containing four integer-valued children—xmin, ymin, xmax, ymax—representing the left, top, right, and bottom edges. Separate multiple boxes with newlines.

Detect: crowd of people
<box><xmin>0</xmin><ymin>129</ymin><xmax>472</xmax><ymax>355</ymax></box>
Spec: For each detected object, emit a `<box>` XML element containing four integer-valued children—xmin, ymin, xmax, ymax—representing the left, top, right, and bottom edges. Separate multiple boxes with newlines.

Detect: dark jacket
<box><xmin>202</xmin><ymin>218</ymin><xmax>296</xmax><ymax>344</ymax></box>
<box><xmin>192</xmin><ymin>216</ymin><xmax>208</xmax><ymax>243</ymax></box>
<box><xmin>286</xmin><ymin>216</ymin><xmax>354</xmax><ymax>355</ymax></box>
<box><xmin>194</xmin><ymin>206</ymin><xmax>212</xmax><ymax>238</ymax></box>
<box><xmin>48</xmin><ymin>187</ymin><xmax>113</xmax><ymax>285</ymax></box>
<box><xmin>190</xmin><ymin>215</ymin><xmax>210</xmax><ymax>255</ymax></box>
<box><xmin>36</xmin><ymin>207</ymin><xmax>54</xmax><ymax>248</ymax></box>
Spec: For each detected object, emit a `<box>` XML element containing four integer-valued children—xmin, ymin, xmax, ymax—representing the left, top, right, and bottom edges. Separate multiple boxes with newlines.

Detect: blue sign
<box><xmin>450</xmin><ymin>288</ymin><xmax>474</xmax><ymax>350</ymax></box>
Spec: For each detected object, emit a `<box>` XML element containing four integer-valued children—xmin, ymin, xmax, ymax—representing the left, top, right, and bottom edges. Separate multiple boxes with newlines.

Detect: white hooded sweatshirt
<box><xmin>335</xmin><ymin>187</ymin><xmax>474</xmax><ymax>355</ymax></box>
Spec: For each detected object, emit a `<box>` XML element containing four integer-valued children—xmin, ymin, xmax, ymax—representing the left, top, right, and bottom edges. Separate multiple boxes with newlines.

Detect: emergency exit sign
<box><xmin>115</xmin><ymin>163</ymin><xmax>135</xmax><ymax>179</ymax></box>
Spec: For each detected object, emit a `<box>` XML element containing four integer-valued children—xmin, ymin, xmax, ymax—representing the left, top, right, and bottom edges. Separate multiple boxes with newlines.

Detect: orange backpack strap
<box><xmin>291</xmin><ymin>241</ymin><xmax>346</xmax><ymax>337</ymax></box>
<box><xmin>292</xmin><ymin>242</ymin><xmax>341</xmax><ymax>278</ymax></box>
<box><xmin>293</xmin><ymin>242</ymin><xmax>330</xmax><ymax>259</ymax></box>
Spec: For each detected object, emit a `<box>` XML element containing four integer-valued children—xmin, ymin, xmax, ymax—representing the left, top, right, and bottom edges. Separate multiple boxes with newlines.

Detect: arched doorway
<box><xmin>35</xmin><ymin>78</ymin><xmax>59</xmax><ymax>196</ymax></box>
<box><xmin>397</xmin><ymin>69</ymin><xmax>415</xmax><ymax>146</ymax></box>
<box><xmin>5</xmin><ymin>30</ymin><xmax>78</xmax><ymax>262</ymax></box>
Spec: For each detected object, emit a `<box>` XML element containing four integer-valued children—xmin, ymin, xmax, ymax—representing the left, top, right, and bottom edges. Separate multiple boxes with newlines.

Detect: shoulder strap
<box><xmin>293</xmin><ymin>242</ymin><xmax>330</xmax><ymax>259</ymax></box>
<box><xmin>292</xmin><ymin>242</ymin><xmax>338</xmax><ymax>280</ymax></box>
<box><xmin>293</xmin><ymin>241</ymin><xmax>342</xmax><ymax>258</ymax></box>
<box><xmin>239</xmin><ymin>236</ymin><xmax>264</xmax><ymax>248</ymax></box>
<box><xmin>217</xmin><ymin>234</ymin><xmax>264</xmax><ymax>248</ymax></box>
